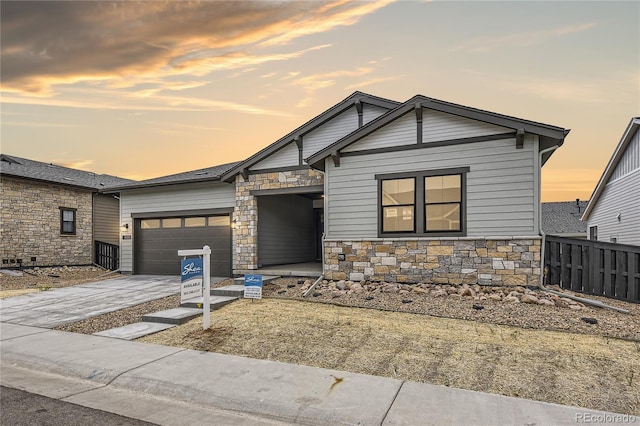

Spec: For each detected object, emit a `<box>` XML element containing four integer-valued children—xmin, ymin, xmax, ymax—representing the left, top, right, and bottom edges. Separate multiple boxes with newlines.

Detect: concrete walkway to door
<box><xmin>0</xmin><ymin>275</ymin><xmax>182</xmax><ymax>328</ymax></box>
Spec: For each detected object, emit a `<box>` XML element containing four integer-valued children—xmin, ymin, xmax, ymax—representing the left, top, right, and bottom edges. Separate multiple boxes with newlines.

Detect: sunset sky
<box><xmin>1</xmin><ymin>1</ymin><xmax>638</xmax><ymax>201</ymax></box>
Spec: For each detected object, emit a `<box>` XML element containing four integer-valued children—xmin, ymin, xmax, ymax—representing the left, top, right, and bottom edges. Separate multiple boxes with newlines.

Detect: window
<box><xmin>185</xmin><ymin>217</ymin><xmax>206</xmax><ymax>227</ymax></box>
<box><xmin>381</xmin><ymin>178</ymin><xmax>415</xmax><ymax>232</ymax></box>
<box><xmin>162</xmin><ymin>218</ymin><xmax>181</xmax><ymax>228</ymax></box>
<box><xmin>140</xmin><ymin>219</ymin><xmax>160</xmax><ymax>229</ymax></box>
<box><xmin>589</xmin><ymin>226</ymin><xmax>597</xmax><ymax>241</ymax></box>
<box><xmin>60</xmin><ymin>208</ymin><xmax>76</xmax><ymax>235</ymax></box>
<box><xmin>208</xmin><ymin>216</ymin><xmax>230</xmax><ymax>226</ymax></box>
<box><xmin>425</xmin><ymin>175</ymin><xmax>461</xmax><ymax>231</ymax></box>
<box><xmin>377</xmin><ymin>167</ymin><xmax>468</xmax><ymax>237</ymax></box>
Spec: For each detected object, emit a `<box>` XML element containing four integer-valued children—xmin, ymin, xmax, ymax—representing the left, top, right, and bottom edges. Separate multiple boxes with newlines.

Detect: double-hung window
<box><xmin>60</xmin><ymin>208</ymin><xmax>77</xmax><ymax>235</ymax></box>
<box><xmin>377</xmin><ymin>167</ymin><xmax>468</xmax><ymax>237</ymax></box>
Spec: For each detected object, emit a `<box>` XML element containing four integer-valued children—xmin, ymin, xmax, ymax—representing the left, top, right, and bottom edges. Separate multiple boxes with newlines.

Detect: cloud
<box><xmin>292</xmin><ymin>67</ymin><xmax>374</xmax><ymax>107</ymax></box>
<box><xmin>0</xmin><ymin>1</ymin><xmax>390</xmax><ymax>95</ymax></box>
<box><xmin>54</xmin><ymin>159</ymin><xmax>94</xmax><ymax>170</ymax></box>
<box><xmin>345</xmin><ymin>76</ymin><xmax>398</xmax><ymax>91</ymax></box>
<box><xmin>456</xmin><ymin>22</ymin><xmax>598</xmax><ymax>53</ymax></box>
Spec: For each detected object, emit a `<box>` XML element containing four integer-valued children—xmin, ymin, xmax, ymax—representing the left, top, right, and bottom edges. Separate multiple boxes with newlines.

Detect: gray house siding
<box><xmin>302</xmin><ymin>106</ymin><xmax>359</xmax><ymax>158</ymax></box>
<box><xmin>587</xmin><ymin>123</ymin><xmax>640</xmax><ymax>245</ymax></box>
<box><xmin>326</xmin><ymin>137</ymin><xmax>537</xmax><ymax>239</ymax></box>
<box><xmin>363</xmin><ymin>104</ymin><xmax>389</xmax><ymax>125</ymax></box>
<box><xmin>250</xmin><ymin>141</ymin><xmax>300</xmax><ymax>170</ymax></box>
<box><xmin>343</xmin><ymin>112</ymin><xmax>415</xmax><ymax>152</ymax></box>
<box><xmin>257</xmin><ymin>195</ymin><xmax>314</xmax><ymax>266</ymax></box>
<box><xmin>423</xmin><ymin>109</ymin><xmax>511</xmax><ymax>142</ymax></box>
<box><xmin>119</xmin><ymin>182</ymin><xmax>236</xmax><ymax>272</ymax></box>
<box><xmin>93</xmin><ymin>194</ymin><xmax>120</xmax><ymax>246</ymax></box>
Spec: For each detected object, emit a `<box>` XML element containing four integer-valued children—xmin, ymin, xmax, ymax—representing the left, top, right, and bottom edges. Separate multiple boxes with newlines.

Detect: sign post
<box><xmin>178</xmin><ymin>245</ymin><xmax>211</xmax><ymax>330</ymax></box>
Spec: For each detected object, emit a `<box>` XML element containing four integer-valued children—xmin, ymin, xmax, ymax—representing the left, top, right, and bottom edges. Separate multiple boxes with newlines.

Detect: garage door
<box><xmin>134</xmin><ymin>215</ymin><xmax>231</xmax><ymax>276</ymax></box>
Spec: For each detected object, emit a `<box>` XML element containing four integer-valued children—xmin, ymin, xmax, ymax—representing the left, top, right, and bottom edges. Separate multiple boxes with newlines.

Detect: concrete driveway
<box><xmin>0</xmin><ymin>275</ymin><xmax>181</xmax><ymax>328</ymax></box>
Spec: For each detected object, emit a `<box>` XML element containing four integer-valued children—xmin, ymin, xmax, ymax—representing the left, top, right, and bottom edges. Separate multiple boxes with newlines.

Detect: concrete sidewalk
<box><xmin>1</xmin><ymin>323</ymin><xmax>626</xmax><ymax>426</ymax></box>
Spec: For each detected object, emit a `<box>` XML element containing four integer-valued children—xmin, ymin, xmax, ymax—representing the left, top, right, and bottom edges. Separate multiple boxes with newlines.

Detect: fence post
<box><xmin>203</xmin><ymin>245</ymin><xmax>211</xmax><ymax>330</ymax></box>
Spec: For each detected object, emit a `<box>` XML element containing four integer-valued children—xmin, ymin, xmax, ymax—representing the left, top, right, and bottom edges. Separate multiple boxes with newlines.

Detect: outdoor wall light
<box><xmin>121</xmin><ymin>223</ymin><xmax>129</xmax><ymax>231</ymax></box>
<box><xmin>231</xmin><ymin>219</ymin><xmax>238</xmax><ymax>229</ymax></box>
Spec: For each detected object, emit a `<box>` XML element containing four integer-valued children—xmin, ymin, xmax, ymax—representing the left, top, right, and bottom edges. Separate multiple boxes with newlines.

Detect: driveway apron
<box><xmin>0</xmin><ymin>276</ymin><xmax>180</xmax><ymax>328</ymax></box>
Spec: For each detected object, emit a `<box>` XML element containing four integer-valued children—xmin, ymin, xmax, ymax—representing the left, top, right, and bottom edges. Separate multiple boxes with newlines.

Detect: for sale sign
<box><xmin>244</xmin><ymin>274</ymin><xmax>263</xmax><ymax>299</ymax></box>
<box><xmin>181</xmin><ymin>258</ymin><xmax>203</xmax><ymax>304</ymax></box>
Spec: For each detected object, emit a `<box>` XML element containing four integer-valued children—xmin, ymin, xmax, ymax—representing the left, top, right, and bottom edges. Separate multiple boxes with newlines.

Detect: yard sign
<box><xmin>180</xmin><ymin>257</ymin><xmax>203</xmax><ymax>304</ymax></box>
<box><xmin>244</xmin><ymin>274</ymin><xmax>263</xmax><ymax>299</ymax></box>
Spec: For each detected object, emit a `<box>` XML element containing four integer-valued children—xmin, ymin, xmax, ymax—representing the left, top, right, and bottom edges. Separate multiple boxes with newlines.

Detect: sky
<box><xmin>1</xmin><ymin>0</ymin><xmax>638</xmax><ymax>202</ymax></box>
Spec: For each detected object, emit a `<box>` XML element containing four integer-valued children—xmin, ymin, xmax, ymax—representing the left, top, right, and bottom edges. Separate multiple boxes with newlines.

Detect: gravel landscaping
<box><xmin>262</xmin><ymin>278</ymin><xmax>640</xmax><ymax>342</ymax></box>
<box><xmin>0</xmin><ymin>266</ymin><xmax>114</xmax><ymax>292</ymax></box>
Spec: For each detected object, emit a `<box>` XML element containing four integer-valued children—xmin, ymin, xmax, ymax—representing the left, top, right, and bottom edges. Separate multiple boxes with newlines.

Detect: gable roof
<box><xmin>220</xmin><ymin>91</ymin><xmax>400</xmax><ymax>182</ymax></box>
<box><xmin>0</xmin><ymin>154</ymin><xmax>134</xmax><ymax>190</ymax></box>
<box><xmin>542</xmin><ymin>201</ymin><xmax>588</xmax><ymax>236</ymax></box>
<box><xmin>104</xmin><ymin>161</ymin><xmax>240</xmax><ymax>192</ymax></box>
<box><xmin>581</xmin><ymin>117</ymin><xmax>640</xmax><ymax>221</ymax></box>
<box><xmin>306</xmin><ymin>94</ymin><xmax>570</xmax><ymax>170</ymax></box>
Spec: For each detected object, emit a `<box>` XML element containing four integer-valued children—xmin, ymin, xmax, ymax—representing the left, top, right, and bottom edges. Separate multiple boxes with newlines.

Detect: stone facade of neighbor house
<box><xmin>234</xmin><ymin>169</ymin><xmax>324</xmax><ymax>270</ymax></box>
<box><xmin>324</xmin><ymin>238</ymin><xmax>541</xmax><ymax>285</ymax></box>
<box><xmin>0</xmin><ymin>176</ymin><xmax>93</xmax><ymax>267</ymax></box>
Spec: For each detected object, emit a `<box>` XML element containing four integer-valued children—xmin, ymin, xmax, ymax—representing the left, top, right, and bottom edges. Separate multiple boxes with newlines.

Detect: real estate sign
<box><xmin>181</xmin><ymin>258</ymin><xmax>203</xmax><ymax>304</ymax></box>
<box><xmin>244</xmin><ymin>274</ymin><xmax>263</xmax><ymax>299</ymax></box>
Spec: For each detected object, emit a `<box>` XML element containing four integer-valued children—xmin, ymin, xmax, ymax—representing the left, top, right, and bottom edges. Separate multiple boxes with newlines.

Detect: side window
<box><xmin>381</xmin><ymin>178</ymin><xmax>415</xmax><ymax>233</ymax></box>
<box><xmin>60</xmin><ymin>208</ymin><xmax>76</xmax><ymax>235</ymax></box>
<box><xmin>589</xmin><ymin>226</ymin><xmax>597</xmax><ymax>241</ymax></box>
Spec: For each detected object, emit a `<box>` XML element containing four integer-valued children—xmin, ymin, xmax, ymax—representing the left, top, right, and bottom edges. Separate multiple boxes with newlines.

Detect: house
<box><xmin>541</xmin><ymin>200</ymin><xmax>588</xmax><ymax>239</ymax></box>
<box><xmin>108</xmin><ymin>91</ymin><xmax>570</xmax><ymax>287</ymax></box>
<box><xmin>0</xmin><ymin>154</ymin><xmax>133</xmax><ymax>269</ymax></box>
<box><xmin>581</xmin><ymin>117</ymin><xmax>640</xmax><ymax>245</ymax></box>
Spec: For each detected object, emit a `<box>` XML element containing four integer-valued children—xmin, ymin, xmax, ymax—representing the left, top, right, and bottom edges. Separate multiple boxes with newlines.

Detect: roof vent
<box><xmin>194</xmin><ymin>172</ymin><xmax>208</xmax><ymax>176</ymax></box>
<box><xmin>62</xmin><ymin>177</ymin><xmax>75</xmax><ymax>181</ymax></box>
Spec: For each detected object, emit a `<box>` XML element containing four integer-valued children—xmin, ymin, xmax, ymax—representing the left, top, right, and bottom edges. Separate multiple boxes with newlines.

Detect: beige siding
<box><xmin>93</xmin><ymin>194</ymin><xmax>120</xmax><ymax>246</ymax></box>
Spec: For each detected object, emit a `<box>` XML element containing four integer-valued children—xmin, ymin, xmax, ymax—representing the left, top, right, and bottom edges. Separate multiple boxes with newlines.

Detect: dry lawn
<box><xmin>139</xmin><ymin>298</ymin><xmax>640</xmax><ymax>416</ymax></box>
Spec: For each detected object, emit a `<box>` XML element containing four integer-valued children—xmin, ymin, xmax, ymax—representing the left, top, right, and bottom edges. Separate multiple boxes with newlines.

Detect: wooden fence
<box><xmin>95</xmin><ymin>241</ymin><xmax>119</xmax><ymax>271</ymax></box>
<box><xmin>544</xmin><ymin>236</ymin><xmax>640</xmax><ymax>303</ymax></box>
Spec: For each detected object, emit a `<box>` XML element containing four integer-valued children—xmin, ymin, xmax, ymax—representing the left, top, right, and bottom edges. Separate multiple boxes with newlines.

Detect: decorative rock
<box><xmin>432</xmin><ymin>289</ymin><xmax>447</xmax><ymax>297</ymax></box>
<box><xmin>364</xmin><ymin>296</ymin><xmax>374</xmax><ymax>301</ymax></box>
<box><xmin>504</xmin><ymin>295</ymin><xmax>520</xmax><ymax>303</ymax></box>
<box><xmin>581</xmin><ymin>317</ymin><xmax>598</xmax><ymax>325</ymax></box>
<box><xmin>446</xmin><ymin>287</ymin><xmax>458</xmax><ymax>295</ymax></box>
<box><xmin>401</xmin><ymin>299</ymin><xmax>413</xmax><ymax>304</ymax></box>
<box><xmin>336</xmin><ymin>281</ymin><xmax>347</xmax><ymax>291</ymax></box>
<box><xmin>287</xmin><ymin>284</ymin><xmax>296</xmax><ymax>288</ymax></box>
<box><xmin>459</xmin><ymin>287</ymin><xmax>475</xmax><ymax>297</ymax></box>
<box><xmin>515</xmin><ymin>286</ymin><xmax>526</xmax><ymax>293</ymax></box>
<box><xmin>472</xmin><ymin>304</ymin><xmax>484</xmax><ymax>310</ymax></box>
<box><xmin>569</xmin><ymin>304</ymin><xmax>584</xmax><ymax>311</ymax></box>
<box><xmin>488</xmin><ymin>294</ymin><xmax>503</xmax><ymax>301</ymax></box>
<box><xmin>537</xmin><ymin>299</ymin><xmax>555</xmax><ymax>307</ymax></box>
<box><xmin>521</xmin><ymin>294</ymin><xmax>539</xmax><ymax>304</ymax></box>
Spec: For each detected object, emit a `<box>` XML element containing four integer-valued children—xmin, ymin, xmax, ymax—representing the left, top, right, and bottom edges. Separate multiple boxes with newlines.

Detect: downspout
<box><xmin>303</xmin><ymin>233</ymin><xmax>325</xmax><ymax>298</ymax></box>
<box><xmin>537</xmin><ymin>145</ymin><xmax>628</xmax><ymax>314</ymax></box>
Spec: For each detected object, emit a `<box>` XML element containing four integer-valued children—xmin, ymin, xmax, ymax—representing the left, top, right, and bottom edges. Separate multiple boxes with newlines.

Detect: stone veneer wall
<box><xmin>234</xmin><ymin>169</ymin><xmax>324</xmax><ymax>270</ymax></box>
<box><xmin>324</xmin><ymin>238</ymin><xmax>541</xmax><ymax>286</ymax></box>
<box><xmin>0</xmin><ymin>176</ymin><xmax>93</xmax><ymax>267</ymax></box>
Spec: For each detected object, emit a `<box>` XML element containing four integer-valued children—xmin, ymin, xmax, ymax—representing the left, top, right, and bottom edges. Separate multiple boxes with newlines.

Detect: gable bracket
<box><xmin>355</xmin><ymin>100</ymin><xmax>364</xmax><ymax>127</ymax></box>
<box><xmin>331</xmin><ymin>151</ymin><xmax>341</xmax><ymax>167</ymax></box>
<box><xmin>240</xmin><ymin>168</ymin><xmax>249</xmax><ymax>180</ymax></box>
<box><xmin>294</xmin><ymin>136</ymin><xmax>303</xmax><ymax>165</ymax></box>
<box><xmin>516</xmin><ymin>129</ymin><xmax>525</xmax><ymax>149</ymax></box>
<box><xmin>415</xmin><ymin>103</ymin><xmax>423</xmax><ymax>144</ymax></box>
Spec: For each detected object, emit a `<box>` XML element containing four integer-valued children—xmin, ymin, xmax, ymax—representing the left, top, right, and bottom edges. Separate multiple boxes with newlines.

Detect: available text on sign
<box><xmin>181</xmin><ymin>258</ymin><xmax>203</xmax><ymax>304</ymax></box>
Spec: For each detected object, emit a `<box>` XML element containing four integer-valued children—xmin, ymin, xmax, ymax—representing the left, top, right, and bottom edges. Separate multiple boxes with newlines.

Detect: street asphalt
<box><xmin>0</xmin><ymin>275</ymin><xmax>633</xmax><ymax>425</ymax></box>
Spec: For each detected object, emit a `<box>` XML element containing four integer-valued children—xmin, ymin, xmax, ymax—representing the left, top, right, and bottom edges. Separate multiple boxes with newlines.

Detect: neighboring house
<box><xmin>0</xmin><ymin>154</ymin><xmax>133</xmax><ymax>269</ymax></box>
<box><xmin>542</xmin><ymin>200</ymin><xmax>588</xmax><ymax>239</ymax></box>
<box><xmin>108</xmin><ymin>91</ymin><xmax>570</xmax><ymax>287</ymax></box>
<box><xmin>581</xmin><ymin>117</ymin><xmax>640</xmax><ymax>245</ymax></box>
